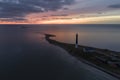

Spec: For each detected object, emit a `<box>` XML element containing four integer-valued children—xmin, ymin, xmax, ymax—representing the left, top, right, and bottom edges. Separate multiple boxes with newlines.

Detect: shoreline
<box><xmin>45</xmin><ymin>34</ymin><xmax>120</xmax><ymax>79</ymax></box>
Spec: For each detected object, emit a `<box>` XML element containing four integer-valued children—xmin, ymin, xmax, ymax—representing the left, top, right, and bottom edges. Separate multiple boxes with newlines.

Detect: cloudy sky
<box><xmin>0</xmin><ymin>0</ymin><xmax>120</xmax><ymax>24</ymax></box>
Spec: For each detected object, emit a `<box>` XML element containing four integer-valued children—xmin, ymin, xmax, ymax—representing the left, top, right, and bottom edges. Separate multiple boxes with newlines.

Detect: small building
<box><xmin>83</xmin><ymin>47</ymin><xmax>96</xmax><ymax>53</ymax></box>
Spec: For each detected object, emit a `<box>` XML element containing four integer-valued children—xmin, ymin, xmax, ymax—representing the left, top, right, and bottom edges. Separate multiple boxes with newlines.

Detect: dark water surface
<box><xmin>0</xmin><ymin>25</ymin><xmax>119</xmax><ymax>80</ymax></box>
<box><xmin>7</xmin><ymin>24</ymin><xmax>120</xmax><ymax>51</ymax></box>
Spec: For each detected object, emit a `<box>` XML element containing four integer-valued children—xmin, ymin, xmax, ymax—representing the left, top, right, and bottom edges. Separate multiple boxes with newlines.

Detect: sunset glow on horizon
<box><xmin>0</xmin><ymin>0</ymin><xmax>120</xmax><ymax>24</ymax></box>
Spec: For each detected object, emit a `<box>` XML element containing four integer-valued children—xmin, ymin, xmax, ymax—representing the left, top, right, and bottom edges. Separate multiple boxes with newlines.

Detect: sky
<box><xmin>0</xmin><ymin>0</ymin><xmax>120</xmax><ymax>24</ymax></box>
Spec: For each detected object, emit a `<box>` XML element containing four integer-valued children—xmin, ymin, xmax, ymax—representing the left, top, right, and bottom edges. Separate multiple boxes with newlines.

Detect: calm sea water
<box><xmin>0</xmin><ymin>24</ymin><xmax>119</xmax><ymax>80</ymax></box>
<box><xmin>19</xmin><ymin>24</ymin><xmax>120</xmax><ymax>51</ymax></box>
<box><xmin>47</xmin><ymin>24</ymin><xmax>120</xmax><ymax>52</ymax></box>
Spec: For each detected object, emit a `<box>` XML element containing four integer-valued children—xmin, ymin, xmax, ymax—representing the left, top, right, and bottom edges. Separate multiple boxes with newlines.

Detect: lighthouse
<box><xmin>75</xmin><ymin>33</ymin><xmax>78</xmax><ymax>48</ymax></box>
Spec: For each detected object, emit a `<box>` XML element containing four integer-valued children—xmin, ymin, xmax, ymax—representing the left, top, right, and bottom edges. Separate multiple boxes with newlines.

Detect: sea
<box><xmin>0</xmin><ymin>24</ymin><xmax>119</xmax><ymax>80</ymax></box>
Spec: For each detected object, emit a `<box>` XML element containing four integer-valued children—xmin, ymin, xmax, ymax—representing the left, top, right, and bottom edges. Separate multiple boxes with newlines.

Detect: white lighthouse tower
<box><xmin>75</xmin><ymin>33</ymin><xmax>78</xmax><ymax>48</ymax></box>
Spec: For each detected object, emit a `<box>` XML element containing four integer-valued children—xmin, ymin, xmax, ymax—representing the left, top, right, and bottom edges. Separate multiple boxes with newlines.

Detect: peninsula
<box><xmin>45</xmin><ymin>34</ymin><xmax>120</xmax><ymax>79</ymax></box>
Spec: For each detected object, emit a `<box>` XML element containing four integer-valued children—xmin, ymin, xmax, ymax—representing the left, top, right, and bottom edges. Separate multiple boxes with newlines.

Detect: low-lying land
<box><xmin>45</xmin><ymin>34</ymin><xmax>120</xmax><ymax>79</ymax></box>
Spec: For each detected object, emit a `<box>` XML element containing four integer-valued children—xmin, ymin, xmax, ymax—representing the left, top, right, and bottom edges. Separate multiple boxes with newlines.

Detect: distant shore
<box><xmin>45</xmin><ymin>34</ymin><xmax>120</xmax><ymax>79</ymax></box>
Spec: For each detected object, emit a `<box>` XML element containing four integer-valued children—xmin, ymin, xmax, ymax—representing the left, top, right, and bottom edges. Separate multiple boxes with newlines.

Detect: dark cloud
<box><xmin>50</xmin><ymin>14</ymin><xmax>68</xmax><ymax>16</ymax></box>
<box><xmin>0</xmin><ymin>0</ymin><xmax>74</xmax><ymax>18</ymax></box>
<box><xmin>63</xmin><ymin>7</ymin><xmax>69</xmax><ymax>10</ymax></box>
<box><xmin>108</xmin><ymin>4</ymin><xmax>120</xmax><ymax>8</ymax></box>
<box><xmin>0</xmin><ymin>17</ymin><xmax>27</xmax><ymax>22</ymax></box>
